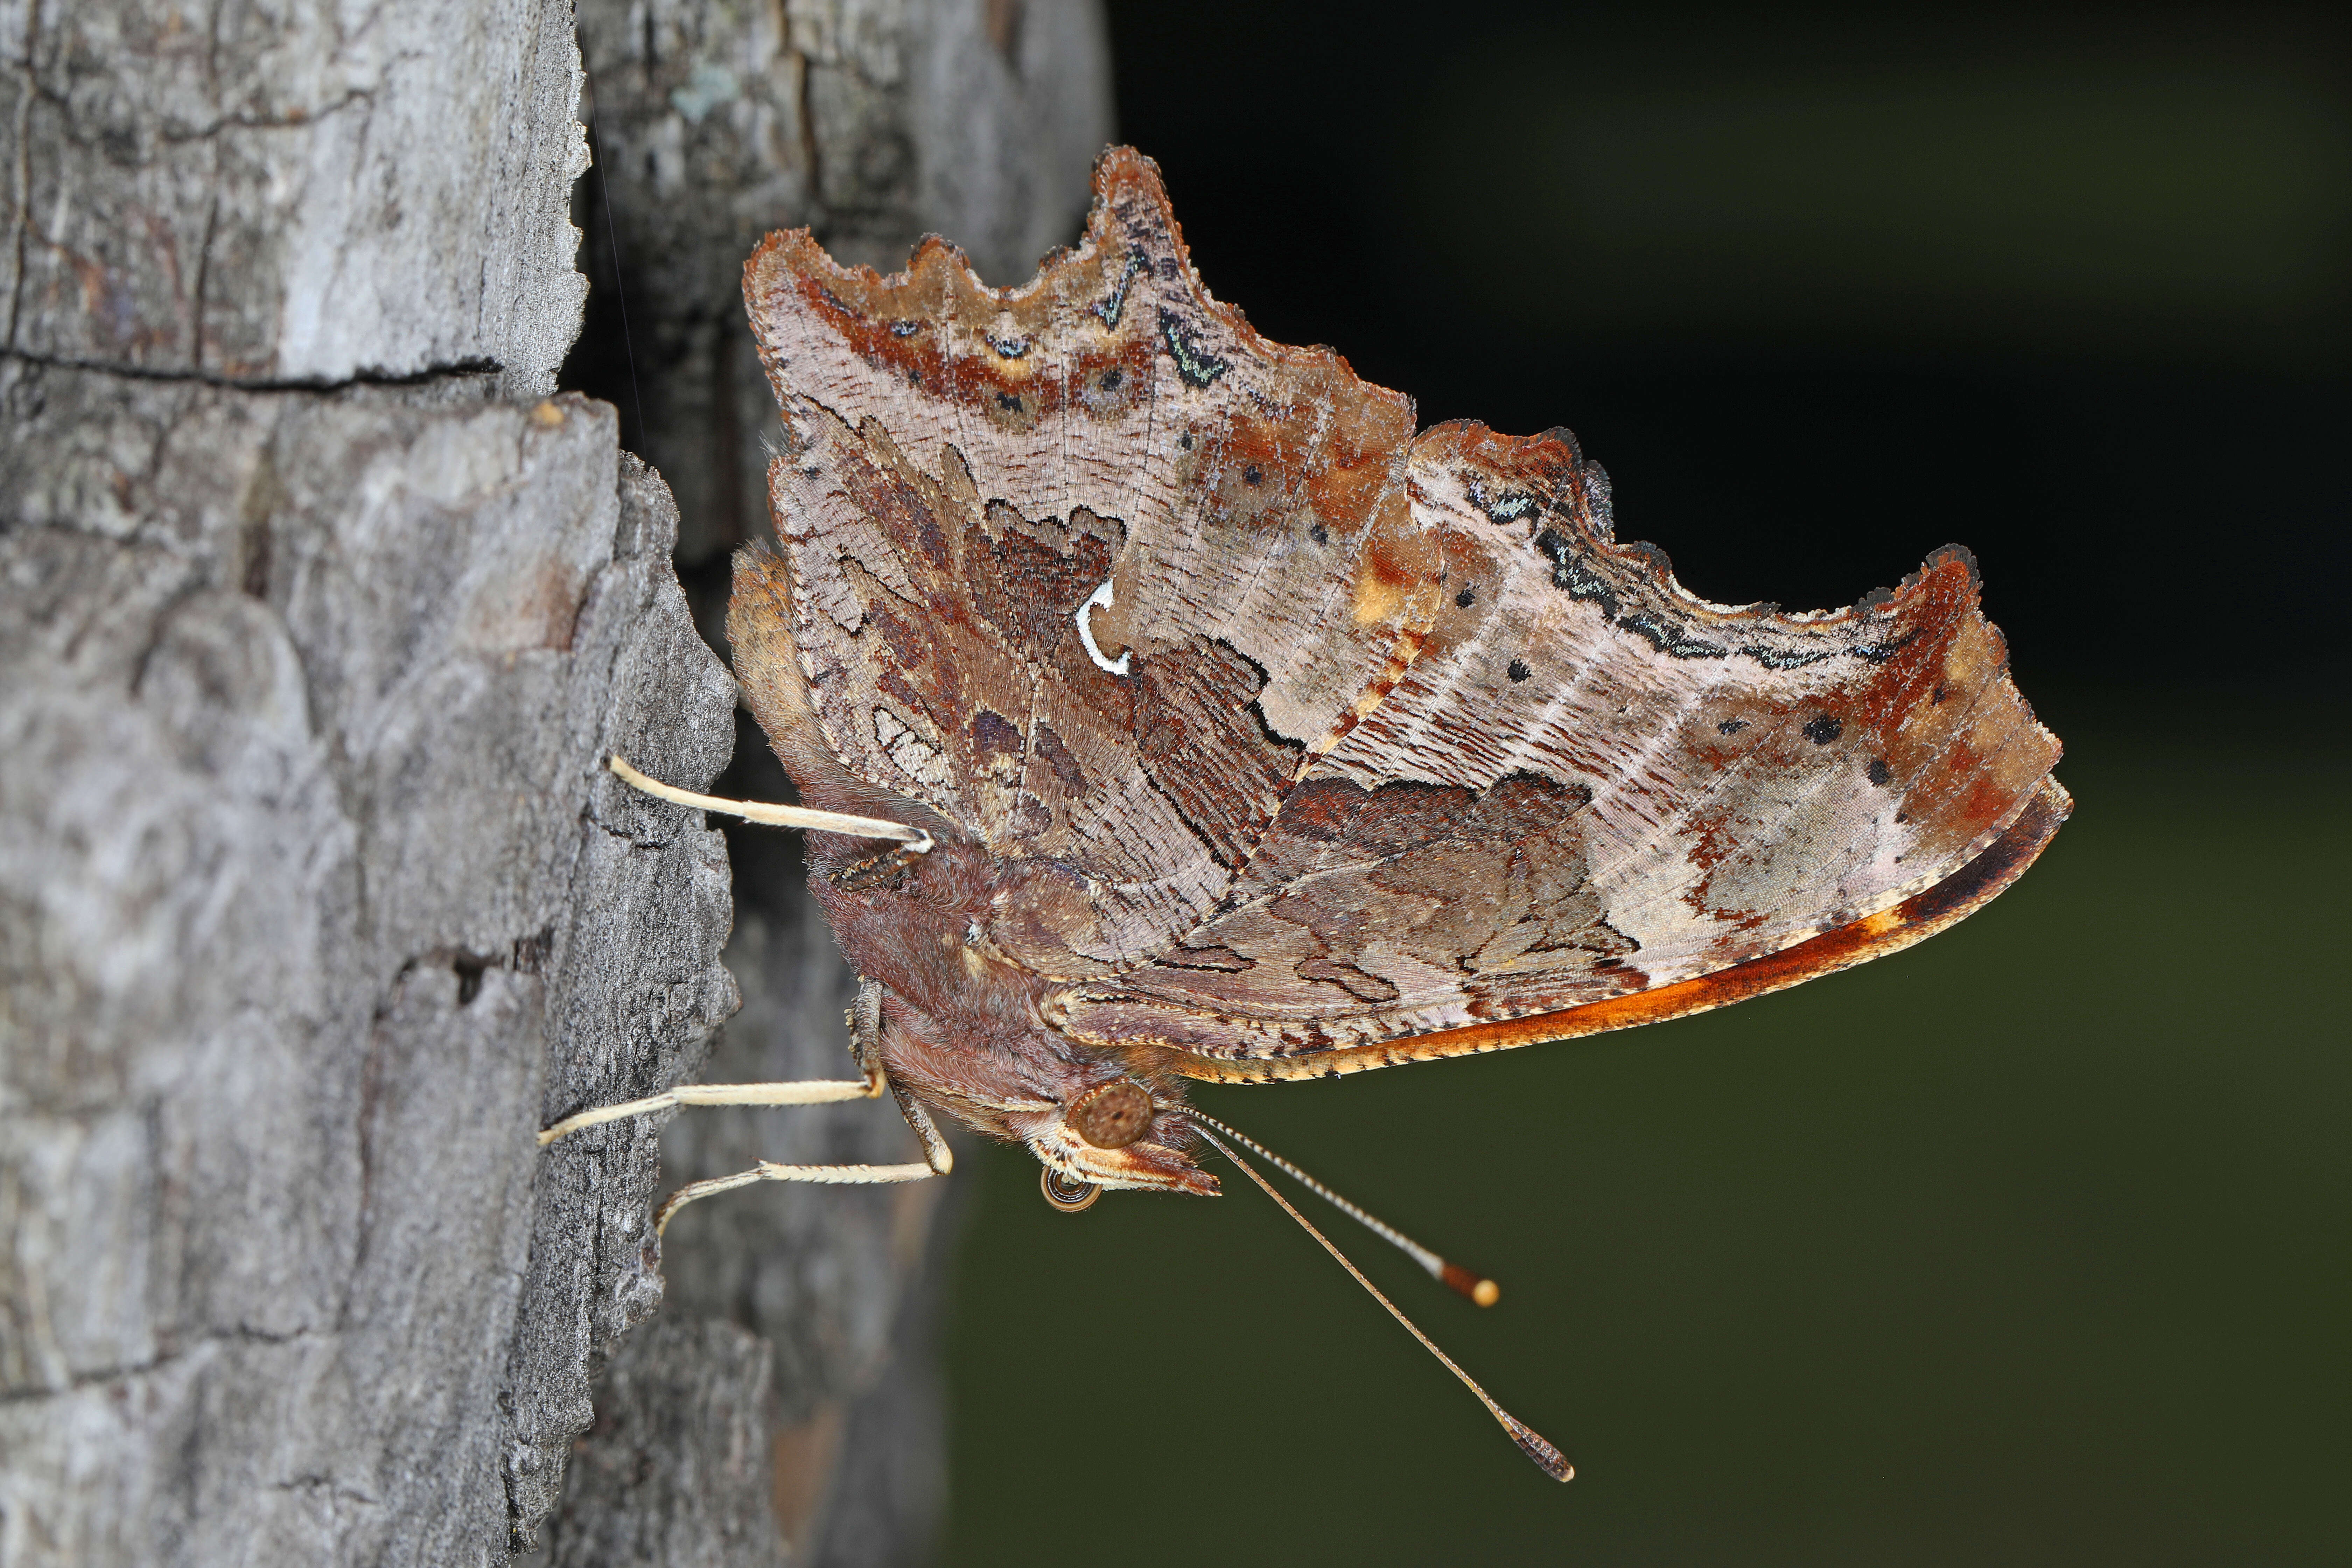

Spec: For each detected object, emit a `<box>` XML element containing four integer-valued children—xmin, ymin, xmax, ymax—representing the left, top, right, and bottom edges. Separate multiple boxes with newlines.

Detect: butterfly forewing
<box><xmin>742</xmin><ymin>152</ymin><xmax>1437</xmax><ymax>973</ymax></box>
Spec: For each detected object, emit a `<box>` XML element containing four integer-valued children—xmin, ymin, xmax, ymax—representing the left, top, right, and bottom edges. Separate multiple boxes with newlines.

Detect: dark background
<box><xmin>934</xmin><ymin>4</ymin><xmax>2348</xmax><ymax>1564</ymax></box>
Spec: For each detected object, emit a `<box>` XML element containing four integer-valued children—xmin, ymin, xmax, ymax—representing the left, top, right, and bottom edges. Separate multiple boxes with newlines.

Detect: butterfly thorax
<box><xmin>807</xmin><ymin>833</ymin><xmax>1216</xmax><ymax>1196</ymax></box>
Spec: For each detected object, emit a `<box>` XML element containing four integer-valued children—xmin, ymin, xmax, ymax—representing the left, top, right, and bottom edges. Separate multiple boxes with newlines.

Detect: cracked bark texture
<box><xmin>2</xmin><ymin>2</ymin><xmax>1110</xmax><ymax>1564</ymax></box>
<box><xmin>539</xmin><ymin>5</ymin><xmax>1110</xmax><ymax>1565</ymax></box>
<box><xmin>0</xmin><ymin>368</ymin><xmax>736</xmax><ymax>1563</ymax></box>
<box><xmin>2</xmin><ymin>0</ymin><xmax>590</xmax><ymax>393</ymax></box>
<box><xmin>0</xmin><ymin>3</ymin><xmax>739</xmax><ymax>1562</ymax></box>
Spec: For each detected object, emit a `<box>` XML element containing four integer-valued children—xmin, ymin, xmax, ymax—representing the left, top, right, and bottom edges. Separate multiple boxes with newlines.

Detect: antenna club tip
<box><xmin>1500</xmin><ymin>1415</ymin><xmax>1574</xmax><ymax>1483</ymax></box>
<box><xmin>1441</xmin><ymin>1261</ymin><xmax>1501</xmax><ymax>1307</ymax></box>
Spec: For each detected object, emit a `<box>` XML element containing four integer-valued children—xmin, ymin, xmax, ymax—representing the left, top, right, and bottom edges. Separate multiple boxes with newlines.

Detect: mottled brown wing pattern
<box><xmin>1143</xmin><ymin>776</ymin><xmax>2072</xmax><ymax>1083</ymax></box>
<box><xmin>741</xmin><ymin>145</ymin><xmax>2065</xmax><ymax>1081</ymax></box>
<box><xmin>743</xmin><ymin>151</ymin><xmax>1439</xmax><ymax>973</ymax></box>
<box><xmin>1046</xmin><ymin>421</ymin><xmax>2065</xmax><ymax>1066</ymax></box>
<box><xmin>1038</xmin><ymin>769</ymin><xmax>1637</xmax><ymax>1055</ymax></box>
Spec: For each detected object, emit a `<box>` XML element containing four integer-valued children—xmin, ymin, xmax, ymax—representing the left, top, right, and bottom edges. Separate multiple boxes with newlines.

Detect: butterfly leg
<box><xmin>538</xmin><ymin>978</ymin><xmax>956</xmax><ymax>1230</ymax></box>
<box><xmin>606</xmin><ymin>754</ymin><xmax>932</xmax><ymax>850</ymax></box>
<box><xmin>652</xmin><ymin>1153</ymin><xmax>941</xmax><ymax>1233</ymax></box>
<box><xmin>537</xmin><ymin>982</ymin><xmax>905</xmax><ymax>1147</ymax></box>
<box><xmin>535</xmin><ymin>1077</ymin><xmax>876</xmax><ymax>1146</ymax></box>
<box><xmin>652</xmin><ymin>985</ymin><xmax>953</xmax><ymax>1231</ymax></box>
<box><xmin>841</xmin><ymin>977</ymin><xmax>957</xmax><ymax>1178</ymax></box>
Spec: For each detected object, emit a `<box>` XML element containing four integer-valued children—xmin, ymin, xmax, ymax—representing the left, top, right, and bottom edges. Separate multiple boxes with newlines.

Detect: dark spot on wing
<box><xmin>1718</xmin><ymin>718</ymin><xmax>1748</xmax><ymax>735</ymax></box>
<box><xmin>1455</xmin><ymin>586</ymin><xmax>1476</xmax><ymax>607</ymax></box>
<box><xmin>973</xmin><ymin>709</ymin><xmax>1023</xmax><ymax>757</ymax></box>
<box><xmin>1507</xmin><ymin>659</ymin><xmax>1532</xmax><ymax>683</ymax></box>
<box><xmin>1803</xmin><ymin>715</ymin><xmax>1843</xmax><ymax>745</ymax></box>
<box><xmin>1868</xmin><ymin>757</ymin><xmax>1893</xmax><ymax>786</ymax></box>
<box><xmin>1034</xmin><ymin>722</ymin><xmax>1087</xmax><ymax>792</ymax></box>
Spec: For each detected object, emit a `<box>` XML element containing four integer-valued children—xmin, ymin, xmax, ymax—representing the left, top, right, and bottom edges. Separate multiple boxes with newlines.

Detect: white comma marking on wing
<box><xmin>1077</xmin><ymin>576</ymin><xmax>1131</xmax><ymax>676</ymax></box>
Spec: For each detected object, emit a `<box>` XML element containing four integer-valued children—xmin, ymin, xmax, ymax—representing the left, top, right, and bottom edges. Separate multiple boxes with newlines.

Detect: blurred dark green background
<box><xmin>937</xmin><ymin>4</ymin><xmax>2350</xmax><ymax>1563</ymax></box>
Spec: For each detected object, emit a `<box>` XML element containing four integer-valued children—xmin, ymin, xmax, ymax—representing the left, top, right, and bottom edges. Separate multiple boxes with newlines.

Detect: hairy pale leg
<box><xmin>538</xmin><ymin>949</ymin><xmax>954</xmax><ymax>1231</ymax></box>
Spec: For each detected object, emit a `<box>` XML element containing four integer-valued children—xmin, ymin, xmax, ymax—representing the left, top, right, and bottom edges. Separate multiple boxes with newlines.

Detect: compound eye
<box><xmin>1041</xmin><ymin>1168</ymin><xmax>1101</xmax><ymax>1212</ymax></box>
<box><xmin>1067</xmin><ymin>1081</ymin><xmax>1154</xmax><ymax>1149</ymax></box>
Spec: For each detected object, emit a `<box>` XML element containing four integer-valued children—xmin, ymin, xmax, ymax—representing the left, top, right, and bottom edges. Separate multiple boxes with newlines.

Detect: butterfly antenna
<box><xmin>1181</xmin><ymin>1109</ymin><xmax>1500</xmax><ymax>1307</ymax></box>
<box><xmin>1185</xmin><ymin>1120</ymin><xmax>1572</xmax><ymax>1483</ymax></box>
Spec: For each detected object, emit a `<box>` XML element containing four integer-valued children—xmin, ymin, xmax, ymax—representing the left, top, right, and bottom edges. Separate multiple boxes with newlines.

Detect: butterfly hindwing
<box><xmin>1045</xmin><ymin>422</ymin><xmax>2065</xmax><ymax>1070</ymax></box>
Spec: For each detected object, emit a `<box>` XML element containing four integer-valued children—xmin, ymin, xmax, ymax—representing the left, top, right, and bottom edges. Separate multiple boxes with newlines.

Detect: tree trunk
<box><xmin>0</xmin><ymin>3</ymin><xmax>1109</xmax><ymax>1566</ymax></box>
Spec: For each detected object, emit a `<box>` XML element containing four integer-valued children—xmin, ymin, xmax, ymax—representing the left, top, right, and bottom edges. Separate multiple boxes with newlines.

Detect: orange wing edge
<box><xmin>1170</xmin><ymin>774</ymin><xmax>2072</xmax><ymax>1084</ymax></box>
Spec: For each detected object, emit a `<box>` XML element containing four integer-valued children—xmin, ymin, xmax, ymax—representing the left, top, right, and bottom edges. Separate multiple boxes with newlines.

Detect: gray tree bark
<box><xmin>1</xmin><ymin>2</ymin><xmax>1110</xmax><ymax>1566</ymax></box>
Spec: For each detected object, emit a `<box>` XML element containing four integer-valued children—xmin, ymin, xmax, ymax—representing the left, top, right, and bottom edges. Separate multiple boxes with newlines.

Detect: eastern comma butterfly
<box><xmin>544</xmin><ymin>148</ymin><xmax>2069</xmax><ymax>1479</ymax></box>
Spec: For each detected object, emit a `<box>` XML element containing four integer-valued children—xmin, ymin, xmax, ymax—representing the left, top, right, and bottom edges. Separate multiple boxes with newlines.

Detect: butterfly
<box><xmin>541</xmin><ymin>147</ymin><xmax>2068</xmax><ymax>1480</ymax></box>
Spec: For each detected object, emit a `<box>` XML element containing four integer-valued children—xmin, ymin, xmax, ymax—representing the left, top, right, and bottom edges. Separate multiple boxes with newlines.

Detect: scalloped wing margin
<box><xmin>736</xmin><ymin>148</ymin><xmax>1441</xmax><ymax>971</ymax></box>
